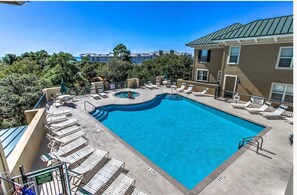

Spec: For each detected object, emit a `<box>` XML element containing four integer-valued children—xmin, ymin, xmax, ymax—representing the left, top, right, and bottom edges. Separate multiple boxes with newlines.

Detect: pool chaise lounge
<box><xmin>259</xmin><ymin>104</ymin><xmax>288</xmax><ymax>119</ymax></box>
<box><xmin>245</xmin><ymin>102</ymin><xmax>271</xmax><ymax>113</ymax></box>
<box><xmin>47</xmin><ymin>130</ymin><xmax>86</xmax><ymax>147</ymax></box>
<box><xmin>47</xmin><ymin>125</ymin><xmax>81</xmax><ymax>138</ymax></box>
<box><xmin>102</xmin><ymin>173</ymin><xmax>135</xmax><ymax>195</ymax></box>
<box><xmin>193</xmin><ymin>88</ymin><xmax>208</xmax><ymax>96</ymax></box>
<box><xmin>56</xmin><ymin>145</ymin><xmax>95</xmax><ymax>165</ymax></box>
<box><xmin>148</xmin><ymin>81</ymin><xmax>159</xmax><ymax>89</ymax></box>
<box><xmin>144</xmin><ymin>83</ymin><xmax>153</xmax><ymax>89</ymax></box>
<box><xmin>54</xmin><ymin>137</ymin><xmax>88</xmax><ymax>157</ymax></box>
<box><xmin>70</xmin><ymin>149</ymin><xmax>109</xmax><ymax>176</ymax></box>
<box><xmin>176</xmin><ymin>83</ymin><xmax>186</xmax><ymax>92</ymax></box>
<box><xmin>46</xmin><ymin>114</ymin><xmax>68</xmax><ymax>124</ymax></box>
<box><xmin>46</xmin><ymin>109</ymin><xmax>71</xmax><ymax>116</ymax></box>
<box><xmin>131</xmin><ymin>188</ymin><xmax>148</xmax><ymax>195</ymax></box>
<box><xmin>231</xmin><ymin>101</ymin><xmax>251</xmax><ymax>109</ymax></box>
<box><xmin>77</xmin><ymin>158</ymin><xmax>125</xmax><ymax>194</ymax></box>
<box><xmin>183</xmin><ymin>85</ymin><xmax>194</xmax><ymax>94</ymax></box>
<box><xmin>47</xmin><ymin>118</ymin><xmax>79</xmax><ymax>130</ymax></box>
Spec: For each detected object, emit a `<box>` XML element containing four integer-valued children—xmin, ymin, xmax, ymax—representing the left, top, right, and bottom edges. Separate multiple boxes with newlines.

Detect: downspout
<box><xmin>219</xmin><ymin>46</ymin><xmax>226</xmax><ymax>97</ymax></box>
<box><xmin>191</xmin><ymin>48</ymin><xmax>196</xmax><ymax>81</ymax></box>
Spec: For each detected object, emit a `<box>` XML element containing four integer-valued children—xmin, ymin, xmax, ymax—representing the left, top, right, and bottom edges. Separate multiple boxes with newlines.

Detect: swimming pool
<box><xmin>91</xmin><ymin>94</ymin><xmax>264</xmax><ymax>190</ymax></box>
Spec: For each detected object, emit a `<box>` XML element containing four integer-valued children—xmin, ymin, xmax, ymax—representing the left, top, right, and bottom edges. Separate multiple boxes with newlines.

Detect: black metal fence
<box><xmin>11</xmin><ymin>163</ymin><xmax>71</xmax><ymax>195</ymax></box>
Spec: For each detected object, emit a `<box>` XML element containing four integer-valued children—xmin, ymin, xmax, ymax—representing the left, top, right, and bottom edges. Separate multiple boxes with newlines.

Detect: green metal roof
<box><xmin>186</xmin><ymin>15</ymin><xmax>293</xmax><ymax>46</ymax></box>
<box><xmin>186</xmin><ymin>23</ymin><xmax>242</xmax><ymax>46</ymax></box>
<box><xmin>213</xmin><ymin>15</ymin><xmax>293</xmax><ymax>41</ymax></box>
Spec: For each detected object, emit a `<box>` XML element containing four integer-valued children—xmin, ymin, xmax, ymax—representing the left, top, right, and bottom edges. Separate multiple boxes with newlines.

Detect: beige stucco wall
<box><xmin>193</xmin><ymin>48</ymin><xmax>224</xmax><ymax>83</ymax></box>
<box><xmin>7</xmin><ymin>108</ymin><xmax>46</xmax><ymax>176</ymax></box>
<box><xmin>127</xmin><ymin>78</ymin><xmax>140</xmax><ymax>88</ymax></box>
<box><xmin>222</xmin><ymin>43</ymin><xmax>293</xmax><ymax>99</ymax></box>
<box><xmin>42</xmin><ymin>87</ymin><xmax>61</xmax><ymax>101</ymax></box>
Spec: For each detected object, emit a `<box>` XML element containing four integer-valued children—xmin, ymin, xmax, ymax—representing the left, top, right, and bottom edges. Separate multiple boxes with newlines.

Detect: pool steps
<box><xmin>90</xmin><ymin>109</ymin><xmax>109</xmax><ymax>122</ymax></box>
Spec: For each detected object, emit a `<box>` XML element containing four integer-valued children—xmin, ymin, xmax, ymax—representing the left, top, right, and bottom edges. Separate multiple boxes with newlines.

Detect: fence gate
<box><xmin>12</xmin><ymin>163</ymin><xmax>71</xmax><ymax>195</ymax></box>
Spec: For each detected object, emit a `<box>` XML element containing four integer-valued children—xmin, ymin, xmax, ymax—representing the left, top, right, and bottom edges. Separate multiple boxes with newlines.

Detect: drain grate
<box><xmin>217</xmin><ymin>176</ymin><xmax>226</xmax><ymax>182</ymax></box>
<box><xmin>147</xmin><ymin>167</ymin><xmax>157</xmax><ymax>176</ymax></box>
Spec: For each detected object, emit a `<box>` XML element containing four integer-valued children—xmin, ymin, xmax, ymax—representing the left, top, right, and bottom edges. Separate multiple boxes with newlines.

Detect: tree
<box><xmin>113</xmin><ymin>44</ymin><xmax>131</xmax><ymax>62</ymax></box>
<box><xmin>2</xmin><ymin>54</ymin><xmax>17</xmax><ymax>65</ymax></box>
<box><xmin>0</xmin><ymin>74</ymin><xmax>50</xmax><ymax>128</ymax></box>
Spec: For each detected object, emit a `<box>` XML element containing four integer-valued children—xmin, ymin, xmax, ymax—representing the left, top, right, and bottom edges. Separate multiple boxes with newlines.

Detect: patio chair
<box><xmin>46</xmin><ymin>114</ymin><xmax>68</xmax><ymax>124</ymax></box>
<box><xmin>92</xmin><ymin>94</ymin><xmax>101</xmax><ymax>100</ymax></box>
<box><xmin>47</xmin><ymin>131</ymin><xmax>86</xmax><ymax>148</ymax></box>
<box><xmin>131</xmin><ymin>188</ymin><xmax>149</xmax><ymax>195</ymax></box>
<box><xmin>48</xmin><ymin>118</ymin><xmax>79</xmax><ymax>130</ymax></box>
<box><xmin>176</xmin><ymin>83</ymin><xmax>186</xmax><ymax>92</ymax></box>
<box><xmin>245</xmin><ymin>102</ymin><xmax>271</xmax><ymax>114</ymax></box>
<box><xmin>70</xmin><ymin>149</ymin><xmax>109</xmax><ymax>176</ymax></box>
<box><xmin>193</xmin><ymin>88</ymin><xmax>208</xmax><ymax>96</ymax></box>
<box><xmin>57</xmin><ymin>145</ymin><xmax>95</xmax><ymax>165</ymax></box>
<box><xmin>46</xmin><ymin>109</ymin><xmax>71</xmax><ymax>116</ymax></box>
<box><xmin>231</xmin><ymin>101</ymin><xmax>251</xmax><ymax>109</ymax></box>
<box><xmin>53</xmin><ymin>99</ymin><xmax>63</xmax><ymax>107</ymax></box>
<box><xmin>47</xmin><ymin>125</ymin><xmax>81</xmax><ymax>138</ymax></box>
<box><xmin>148</xmin><ymin>81</ymin><xmax>159</xmax><ymax>89</ymax></box>
<box><xmin>77</xmin><ymin>158</ymin><xmax>125</xmax><ymax>195</ymax></box>
<box><xmin>183</xmin><ymin>85</ymin><xmax>194</xmax><ymax>94</ymax></box>
<box><xmin>102</xmin><ymin>173</ymin><xmax>135</xmax><ymax>195</ymax></box>
<box><xmin>260</xmin><ymin>104</ymin><xmax>288</xmax><ymax>119</ymax></box>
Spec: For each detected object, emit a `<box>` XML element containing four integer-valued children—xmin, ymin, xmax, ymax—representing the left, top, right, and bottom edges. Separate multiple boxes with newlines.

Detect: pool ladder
<box><xmin>238</xmin><ymin>136</ymin><xmax>263</xmax><ymax>154</ymax></box>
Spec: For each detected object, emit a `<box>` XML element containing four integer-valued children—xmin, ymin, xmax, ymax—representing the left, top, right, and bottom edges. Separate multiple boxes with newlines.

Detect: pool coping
<box><xmin>89</xmin><ymin>92</ymin><xmax>272</xmax><ymax>195</ymax></box>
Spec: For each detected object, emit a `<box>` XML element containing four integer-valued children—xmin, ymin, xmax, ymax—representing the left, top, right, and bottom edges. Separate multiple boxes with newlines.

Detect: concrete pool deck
<box><xmin>48</xmin><ymin>86</ymin><xmax>293</xmax><ymax>195</ymax></box>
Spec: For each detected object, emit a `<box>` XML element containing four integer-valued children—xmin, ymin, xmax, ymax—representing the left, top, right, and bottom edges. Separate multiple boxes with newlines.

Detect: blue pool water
<box><xmin>92</xmin><ymin>94</ymin><xmax>264</xmax><ymax>189</ymax></box>
<box><xmin>114</xmin><ymin>91</ymin><xmax>140</xmax><ymax>98</ymax></box>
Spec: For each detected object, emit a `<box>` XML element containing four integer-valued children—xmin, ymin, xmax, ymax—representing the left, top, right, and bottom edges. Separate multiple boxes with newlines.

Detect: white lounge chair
<box><xmin>148</xmin><ymin>81</ymin><xmax>159</xmax><ymax>89</ymax></box>
<box><xmin>48</xmin><ymin>118</ymin><xmax>79</xmax><ymax>130</ymax></box>
<box><xmin>144</xmin><ymin>83</ymin><xmax>153</xmax><ymax>89</ymax></box>
<box><xmin>47</xmin><ymin>125</ymin><xmax>81</xmax><ymax>138</ymax></box>
<box><xmin>231</xmin><ymin>101</ymin><xmax>251</xmax><ymax>109</ymax></box>
<box><xmin>55</xmin><ymin>137</ymin><xmax>88</xmax><ymax>157</ymax></box>
<box><xmin>245</xmin><ymin>102</ymin><xmax>271</xmax><ymax>113</ymax></box>
<box><xmin>285</xmin><ymin>117</ymin><xmax>294</xmax><ymax>124</ymax></box>
<box><xmin>46</xmin><ymin>109</ymin><xmax>71</xmax><ymax>116</ymax></box>
<box><xmin>46</xmin><ymin>115</ymin><xmax>68</xmax><ymax>124</ymax></box>
<box><xmin>183</xmin><ymin>85</ymin><xmax>194</xmax><ymax>94</ymax></box>
<box><xmin>47</xmin><ymin>131</ymin><xmax>86</xmax><ymax>147</ymax></box>
<box><xmin>193</xmin><ymin>88</ymin><xmax>208</xmax><ymax>96</ymax></box>
<box><xmin>92</xmin><ymin>94</ymin><xmax>101</xmax><ymax>100</ymax></box>
<box><xmin>131</xmin><ymin>188</ymin><xmax>149</xmax><ymax>195</ymax></box>
<box><xmin>98</xmin><ymin>88</ymin><xmax>108</xmax><ymax>98</ymax></box>
<box><xmin>70</xmin><ymin>149</ymin><xmax>109</xmax><ymax>176</ymax></box>
<box><xmin>77</xmin><ymin>158</ymin><xmax>124</xmax><ymax>195</ymax></box>
<box><xmin>260</xmin><ymin>104</ymin><xmax>288</xmax><ymax>119</ymax></box>
<box><xmin>176</xmin><ymin>83</ymin><xmax>186</xmax><ymax>92</ymax></box>
<box><xmin>57</xmin><ymin>145</ymin><xmax>95</xmax><ymax>165</ymax></box>
<box><xmin>102</xmin><ymin>173</ymin><xmax>135</xmax><ymax>195</ymax></box>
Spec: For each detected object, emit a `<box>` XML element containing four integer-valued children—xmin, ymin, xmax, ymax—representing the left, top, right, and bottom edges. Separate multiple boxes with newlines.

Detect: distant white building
<box><xmin>80</xmin><ymin>50</ymin><xmax>192</xmax><ymax>64</ymax></box>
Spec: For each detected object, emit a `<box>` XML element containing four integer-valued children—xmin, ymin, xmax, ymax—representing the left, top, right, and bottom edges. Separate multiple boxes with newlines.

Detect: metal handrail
<box><xmin>238</xmin><ymin>139</ymin><xmax>260</xmax><ymax>154</ymax></box>
<box><xmin>84</xmin><ymin>101</ymin><xmax>96</xmax><ymax>112</ymax></box>
<box><xmin>242</xmin><ymin>135</ymin><xmax>263</xmax><ymax>150</ymax></box>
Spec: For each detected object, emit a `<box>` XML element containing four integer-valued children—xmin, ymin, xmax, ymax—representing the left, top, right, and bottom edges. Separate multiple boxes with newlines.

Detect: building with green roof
<box><xmin>185</xmin><ymin>15</ymin><xmax>293</xmax><ymax>102</ymax></box>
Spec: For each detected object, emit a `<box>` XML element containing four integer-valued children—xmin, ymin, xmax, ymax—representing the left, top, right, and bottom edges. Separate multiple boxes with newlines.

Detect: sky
<box><xmin>0</xmin><ymin>1</ymin><xmax>293</xmax><ymax>56</ymax></box>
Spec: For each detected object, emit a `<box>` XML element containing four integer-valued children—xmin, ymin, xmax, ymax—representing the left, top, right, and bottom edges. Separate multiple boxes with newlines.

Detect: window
<box><xmin>276</xmin><ymin>47</ymin><xmax>293</xmax><ymax>69</ymax></box>
<box><xmin>196</xmin><ymin>69</ymin><xmax>209</xmax><ymax>82</ymax></box>
<box><xmin>228</xmin><ymin>46</ymin><xmax>241</xmax><ymax>64</ymax></box>
<box><xmin>270</xmin><ymin>83</ymin><xmax>293</xmax><ymax>103</ymax></box>
<box><xmin>198</xmin><ymin>50</ymin><xmax>211</xmax><ymax>63</ymax></box>
<box><xmin>217</xmin><ymin>71</ymin><xmax>222</xmax><ymax>82</ymax></box>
